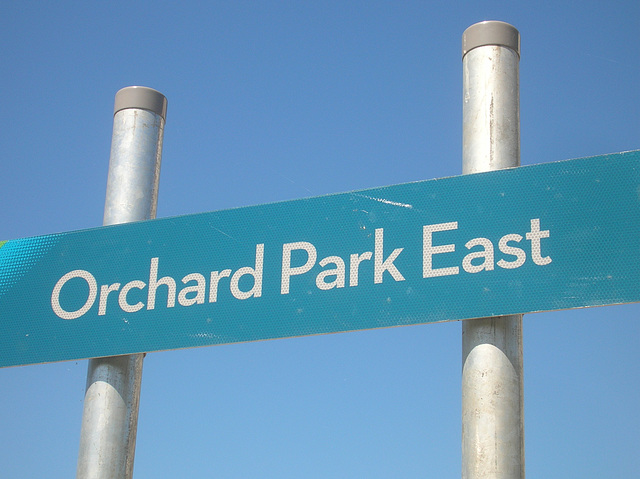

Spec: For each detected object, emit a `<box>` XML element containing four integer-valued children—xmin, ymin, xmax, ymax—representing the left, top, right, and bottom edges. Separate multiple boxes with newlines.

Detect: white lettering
<box><xmin>374</xmin><ymin>228</ymin><xmax>404</xmax><ymax>284</ymax></box>
<box><xmin>51</xmin><ymin>220</ymin><xmax>551</xmax><ymax>320</ymax></box>
<box><xmin>462</xmin><ymin>237</ymin><xmax>494</xmax><ymax>273</ymax></box>
<box><xmin>526</xmin><ymin>218</ymin><xmax>552</xmax><ymax>265</ymax></box>
<box><xmin>230</xmin><ymin>244</ymin><xmax>264</xmax><ymax>300</ymax></box>
<box><xmin>209</xmin><ymin>270</ymin><xmax>231</xmax><ymax>303</ymax></box>
<box><xmin>497</xmin><ymin>234</ymin><xmax>526</xmax><ymax>269</ymax></box>
<box><xmin>178</xmin><ymin>273</ymin><xmax>206</xmax><ymax>306</ymax></box>
<box><xmin>281</xmin><ymin>242</ymin><xmax>317</xmax><ymax>294</ymax></box>
<box><xmin>147</xmin><ymin>257</ymin><xmax>176</xmax><ymax>310</ymax></box>
<box><xmin>316</xmin><ymin>256</ymin><xmax>346</xmax><ymax>290</ymax></box>
<box><xmin>51</xmin><ymin>270</ymin><xmax>98</xmax><ymax>320</ymax></box>
<box><xmin>119</xmin><ymin>280</ymin><xmax>146</xmax><ymax>313</ymax></box>
<box><xmin>423</xmin><ymin>222</ymin><xmax>459</xmax><ymax>278</ymax></box>
<box><xmin>99</xmin><ymin>283</ymin><xmax>120</xmax><ymax>316</ymax></box>
<box><xmin>349</xmin><ymin>251</ymin><xmax>372</xmax><ymax>287</ymax></box>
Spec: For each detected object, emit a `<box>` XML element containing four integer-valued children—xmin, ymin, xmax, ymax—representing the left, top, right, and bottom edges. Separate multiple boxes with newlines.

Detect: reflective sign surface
<box><xmin>1</xmin><ymin>151</ymin><xmax>638</xmax><ymax>367</ymax></box>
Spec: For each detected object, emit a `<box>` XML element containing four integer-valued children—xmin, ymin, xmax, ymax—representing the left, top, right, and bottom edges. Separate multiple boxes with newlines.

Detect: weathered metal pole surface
<box><xmin>76</xmin><ymin>86</ymin><xmax>167</xmax><ymax>479</ymax></box>
<box><xmin>461</xmin><ymin>22</ymin><xmax>524</xmax><ymax>478</ymax></box>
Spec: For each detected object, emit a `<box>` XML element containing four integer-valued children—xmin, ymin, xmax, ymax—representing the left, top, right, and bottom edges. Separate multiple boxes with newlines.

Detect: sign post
<box><xmin>76</xmin><ymin>86</ymin><xmax>167</xmax><ymax>479</ymax></box>
<box><xmin>461</xmin><ymin>21</ymin><xmax>524</xmax><ymax>478</ymax></box>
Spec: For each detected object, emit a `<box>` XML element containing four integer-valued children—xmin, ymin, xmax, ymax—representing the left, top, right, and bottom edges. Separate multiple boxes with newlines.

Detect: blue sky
<box><xmin>1</xmin><ymin>1</ymin><xmax>638</xmax><ymax>477</ymax></box>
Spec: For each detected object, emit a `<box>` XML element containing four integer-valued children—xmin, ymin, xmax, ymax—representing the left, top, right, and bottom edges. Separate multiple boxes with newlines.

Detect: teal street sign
<box><xmin>1</xmin><ymin>150</ymin><xmax>639</xmax><ymax>367</ymax></box>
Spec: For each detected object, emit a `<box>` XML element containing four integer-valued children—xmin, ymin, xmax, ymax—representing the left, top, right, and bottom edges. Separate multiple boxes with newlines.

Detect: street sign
<box><xmin>1</xmin><ymin>150</ymin><xmax>639</xmax><ymax>367</ymax></box>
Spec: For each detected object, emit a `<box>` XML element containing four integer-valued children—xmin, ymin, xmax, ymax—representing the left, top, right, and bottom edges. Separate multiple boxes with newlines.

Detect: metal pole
<box><xmin>461</xmin><ymin>22</ymin><xmax>524</xmax><ymax>478</ymax></box>
<box><xmin>77</xmin><ymin>86</ymin><xmax>167</xmax><ymax>479</ymax></box>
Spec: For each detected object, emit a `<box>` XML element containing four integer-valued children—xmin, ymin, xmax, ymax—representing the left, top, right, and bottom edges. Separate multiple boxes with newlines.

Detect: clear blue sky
<box><xmin>1</xmin><ymin>1</ymin><xmax>638</xmax><ymax>477</ymax></box>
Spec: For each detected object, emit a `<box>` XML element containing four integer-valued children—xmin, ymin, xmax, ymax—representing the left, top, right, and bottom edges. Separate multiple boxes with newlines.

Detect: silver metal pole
<box><xmin>461</xmin><ymin>22</ymin><xmax>524</xmax><ymax>479</ymax></box>
<box><xmin>76</xmin><ymin>86</ymin><xmax>167</xmax><ymax>479</ymax></box>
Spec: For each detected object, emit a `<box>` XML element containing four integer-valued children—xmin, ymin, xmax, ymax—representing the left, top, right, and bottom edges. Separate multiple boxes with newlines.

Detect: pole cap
<box><xmin>462</xmin><ymin>21</ymin><xmax>520</xmax><ymax>59</ymax></box>
<box><xmin>114</xmin><ymin>86</ymin><xmax>168</xmax><ymax>120</ymax></box>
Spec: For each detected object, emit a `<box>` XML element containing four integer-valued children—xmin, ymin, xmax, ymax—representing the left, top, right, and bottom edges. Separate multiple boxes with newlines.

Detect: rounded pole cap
<box><xmin>114</xmin><ymin>86</ymin><xmax>168</xmax><ymax>120</ymax></box>
<box><xmin>462</xmin><ymin>21</ymin><xmax>520</xmax><ymax>59</ymax></box>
